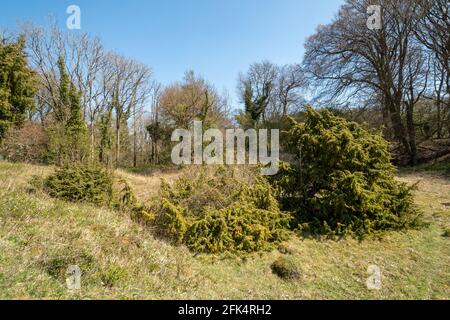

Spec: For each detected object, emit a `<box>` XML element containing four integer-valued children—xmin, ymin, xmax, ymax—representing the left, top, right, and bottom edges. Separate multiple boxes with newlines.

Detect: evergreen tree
<box><xmin>47</xmin><ymin>56</ymin><xmax>88</xmax><ymax>164</ymax></box>
<box><xmin>66</xmin><ymin>83</ymin><xmax>88</xmax><ymax>162</ymax></box>
<box><xmin>56</xmin><ymin>56</ymin><xmax>70</xmax><ymax>122</ymax></box>
<box><xmin>98</xmin><ymin>106</ymin><xmax>113</xmax><ymax>165</ymax></box>
<box><xmin>0</xmin><ymin>35</ymin><xmax>37</xmax><ymax>143</ymax></box>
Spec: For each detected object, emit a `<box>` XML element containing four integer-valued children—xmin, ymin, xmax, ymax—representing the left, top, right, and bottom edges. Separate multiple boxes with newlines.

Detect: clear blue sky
<box><xmin>1</xmin><ymin>0</ymin><xmax>344</xmax><ymax>105</ymax></box>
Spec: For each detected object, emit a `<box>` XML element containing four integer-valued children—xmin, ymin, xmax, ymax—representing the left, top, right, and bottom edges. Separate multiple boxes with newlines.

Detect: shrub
<box><xmin>0</xmin><ymin>121</ymin><xmax>48</xmax><ymax>164</ymax></box>
<box><xmin>44</xmin><ymin>164</ymin><xmax>113</xmax><ymax>206</ymax></box>
<box><xmin>116</xmin><ymin>179</ymin><xmax>137</xmax><ymax>210</ymax></box>
<box><xmin>272</xmin><ymin>107</ymin><xmax>420</xmax><ymax>238</ymax></box>
<box><xmin>150</xmin><ymin>166</ymin><xmax>290</xmax><ymax>254</ymax></box>
<box><xmin>271</xmin><ymin>256</ymin><xmax>301</xmax><ymax>280</ymax></box>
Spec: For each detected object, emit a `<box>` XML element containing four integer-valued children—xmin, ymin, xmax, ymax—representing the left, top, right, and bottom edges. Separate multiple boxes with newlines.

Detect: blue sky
<box><xmin>1</xmin><ymin>0</ymin><xmax>344</xmax><ymax>105</ymax></box>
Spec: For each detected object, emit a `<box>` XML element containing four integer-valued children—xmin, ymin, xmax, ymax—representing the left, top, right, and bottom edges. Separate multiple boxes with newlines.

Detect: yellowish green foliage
<box><xmin>150</xmin><ymin>166</ymin><xmax>290</xmax><ymax>254</ymax></box>
<box><xmin>0</xmin><ymin>162</ymin><xmax>448</xmax><ymax>299</ymax></box>
<box><xmin>272</xmin><ymin>107</ymin><xmax>421</xmax><ymax>238</ymax></box>
<box><xmin>44</xmin><ymin>164</ymin><xmax>113</xmax><ymax>206</ymax></box>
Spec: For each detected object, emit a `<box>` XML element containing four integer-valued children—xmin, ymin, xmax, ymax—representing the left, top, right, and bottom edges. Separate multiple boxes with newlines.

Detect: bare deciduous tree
<box><xmin>105</xmin><ymin>53</ymin><xmax>153</xmax><ymax>167</ymax></box>
<box><xmin>303</xmin><ymin>0</ymin><xmax>431</xmax><ymax>164</ymax></box>
<box><xmin>274</xmin><ymin>64</ymin><xmax>305</xmax><ymax>117</ymax></box>
<box><xmin>238</xmin><ymin>61</ymin><xmax>278</xmax><ymax>126</ymax></box>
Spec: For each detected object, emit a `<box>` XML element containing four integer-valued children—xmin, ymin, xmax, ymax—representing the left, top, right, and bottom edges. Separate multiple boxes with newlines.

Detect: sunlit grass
<box><xmin>0</xmin><ymin>161</ymin><xmax>448</xmax><ymax>299</ymax></box>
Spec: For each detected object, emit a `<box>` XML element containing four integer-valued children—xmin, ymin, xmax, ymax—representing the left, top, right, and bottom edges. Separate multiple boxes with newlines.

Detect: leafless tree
<box><xmin>303</xmin><ymin>0</ymin><xmax>430</xmax><ymax>164</ymax></box>
<box><xmin>414</xmin><ymin>0</ymin><xmax>450</xmax><ymax>138</ymax></box>
<box><xmin>274</xmin><ymin>64</ymin><xmax>306</xmax><ymax>117</ymax></box>
<box><xmin>105</xmin><ymin>53</ymin><xmax>153</xmax><ymax>167</ymax></box>
<box><xmin>238</xmin><ymin>61</ymin><xmax>278</xmax><ymax>125</ymax></box>
<box><xmin>23</xmin><ymin>22</ymin><xmax>155</xmax><ymax>166</ymax></box>
<box><xmin>414</xmin><ymin>0</ymin><xmax>449</xmax><ymax>91</ymax></box>
<box><xmin>23</xmin><ymin>23</ymin><xmax>109</xmax><ymax>161</ymax></box>
<box><xmin>70</xmin><ymin>34</ymin><xmax>105</xmax><ymax>161</ymax></box>
<box><xmin>238</xmin><ymin>61</ymin><xmax>306</xmax><ymax>124</ymax></box>
<box><xmin>23</xmin><ymin>23</ymin><xmax>65</xmax><ymax>123</ymax></box>
<box><xmin>159</xmin><ymin>71</ymin><xmax>228</xmax><ymax>129</ymax></box>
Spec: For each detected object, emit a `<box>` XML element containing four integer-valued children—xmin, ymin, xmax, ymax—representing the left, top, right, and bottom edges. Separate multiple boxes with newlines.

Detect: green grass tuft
<box><xmin>271</xmin><ymin>256</ymin><xmax>301</xmax><ymax>280</ymax></box>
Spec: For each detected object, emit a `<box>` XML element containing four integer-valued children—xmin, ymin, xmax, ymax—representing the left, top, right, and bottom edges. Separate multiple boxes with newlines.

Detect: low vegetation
<box><xmin>44</xmin><ymin>164</ymin><xmax>113</xmax><ymax>206</ymax></box>
<box><xmin>271</xmin><ymin>256</ymin><xmax>302</xmax><ymax>280</ymax></box>
<box><xmin>0</xmin><ymin>161</ymin><xmax>448</xmax><ymax>299</ymax></box>
<box><xmin>24</xmin><ymin>110</ymin><xmax>425</xmax><ymax>254</ymax></box>
<box><xmin>151</xmin><ymin>166</ymin><xmax>290</xmax><ymax>254</ymax></box>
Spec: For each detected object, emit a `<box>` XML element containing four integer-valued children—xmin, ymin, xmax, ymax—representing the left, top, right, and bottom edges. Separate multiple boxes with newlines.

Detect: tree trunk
<box><xmin>437</xmin><ymin>101</ymin><xmax>442</xmax><ymax>139</ymax></box>
<box><xmin>405</xmin><ymin>103</ymin><xmax>417</xmax><ymax>166</ymax></box>
<box><xmin>389</xmin><ymin>108</ymin><xmax>411</xmax><ymax>155</ymax></box>
<box><xmin>133</xmin><ymin>106</ymin><xmax>137</xmax><ymax>168</ymax></box>
<box><xmin>90</xmin><ymin>120</ymin><xmax>95</xmax><ymax>163</ymax></box>
<box><xmin>133</xmin><ymin>130</ymin><xmax>137</xmax><ymax>168</ymax></box>
<box><xmin>115</xmin><ymin>116</ymin><xmax>121</xmax><ymax>168</ymax></box>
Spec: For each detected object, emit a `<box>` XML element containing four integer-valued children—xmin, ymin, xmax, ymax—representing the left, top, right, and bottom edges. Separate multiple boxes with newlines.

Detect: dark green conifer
<box><xmin>0</xmin><ymin>35</ymin><xmax>37</xmax><ymax>142</ymax></box>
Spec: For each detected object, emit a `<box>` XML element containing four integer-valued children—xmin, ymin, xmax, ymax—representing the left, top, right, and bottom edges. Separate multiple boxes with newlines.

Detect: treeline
<box><xmin>1</xmin><ymin>22</ymin><xmax>234</xmax><ymax>167</ymax></box>
<box><xmin>1</xmin><ymin>25</ymin><xmax>152</xmax><ymax>167</ymax></box>
<box><xmin>235</xmin><ymin>0</ymin><xmax>449</xmax><ymax>165</ymax></box>
<box><xmin>302</xmin><ymin>0</ymin><xmax>449</xmax><ymax>165</ymax></box>
<box><xmin>0</xmin><ymin>0</ymin><xmax>449</xmax><ymax>168</ymax></box>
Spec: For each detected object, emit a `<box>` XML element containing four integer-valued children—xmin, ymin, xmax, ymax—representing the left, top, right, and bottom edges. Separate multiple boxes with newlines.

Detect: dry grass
<box><xmin>116</xmin><ymin>169</ymin><xmax>182</xmax><ymax>203</ymax></box>
<box><xmin>0</xmin><ymin>161</ymin><xmax>448</xmax><ymax>299</ymax></box>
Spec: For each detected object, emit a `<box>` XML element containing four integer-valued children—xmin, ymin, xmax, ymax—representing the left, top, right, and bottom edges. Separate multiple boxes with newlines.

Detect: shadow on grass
<box><xmin>397</xmin><ymin>156</ymin><xmax>450</xmax><ymax>180</ymax></box>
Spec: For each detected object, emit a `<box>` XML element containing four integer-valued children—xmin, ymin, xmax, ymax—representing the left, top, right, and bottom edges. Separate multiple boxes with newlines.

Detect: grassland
<box><xmin>0</xmin><ymin>161</ymin><xmax>448</xmax><ymax>299</ymax></box>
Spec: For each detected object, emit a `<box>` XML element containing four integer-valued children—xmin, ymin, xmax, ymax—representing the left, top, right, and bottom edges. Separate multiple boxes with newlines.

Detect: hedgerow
<box><xmin>271</xmin><ymin>107</ymin><xmax>421</xmax><ymax>238</ymax></box>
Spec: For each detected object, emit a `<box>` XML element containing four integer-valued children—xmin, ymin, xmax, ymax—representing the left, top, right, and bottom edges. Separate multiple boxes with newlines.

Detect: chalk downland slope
<box><xmin>0</xmin><ymin>161</ymin><xmax>448</xmax><ymax>299</ymax></box>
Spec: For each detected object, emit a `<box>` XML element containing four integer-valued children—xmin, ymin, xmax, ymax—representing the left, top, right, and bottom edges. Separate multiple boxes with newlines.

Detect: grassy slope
<box><xmin>0</xmin><ymin>161</ymin><xmax>448</xmax><ymax>299</ymax></box>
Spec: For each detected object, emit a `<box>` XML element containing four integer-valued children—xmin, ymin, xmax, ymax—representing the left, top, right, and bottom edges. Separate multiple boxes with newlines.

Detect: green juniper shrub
<box><xmin>149</xmin><ymin>166</ymin><xmax>291</xmax><ymax>254</ymax></box>
<box><xmin>271</xmin><ymin>106</ymin><xmax>421</xmax><ymax>238</ymax></box>
<box><xmin>271</xmin><ymin>256</ymin><xmax>301</xmax><ymax>280</ymax></box>
<box><xmin>44</xmin><ymin>164</ymin><xmax>113</xmax><ymax>206</ymax></box>
<box><xmin>129</xmin><ymin>204</ymin><xmax>156</xmax><ymax>226</ymax></box>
